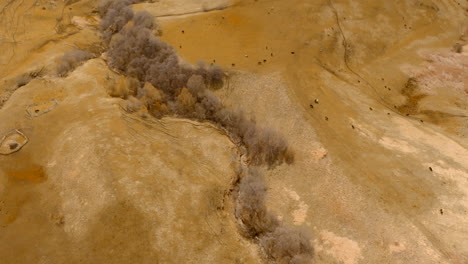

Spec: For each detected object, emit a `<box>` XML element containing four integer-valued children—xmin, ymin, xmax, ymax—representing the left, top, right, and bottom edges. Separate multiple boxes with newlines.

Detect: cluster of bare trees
<box><xmin>98</xmin><ymin>0</ymin><xmax>313</xmax><ymax>263</ymax></box>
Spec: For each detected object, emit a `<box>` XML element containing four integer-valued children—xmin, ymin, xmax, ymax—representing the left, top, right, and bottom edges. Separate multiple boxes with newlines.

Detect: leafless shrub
<box><xmin>260</xmin><ymin>226</ymin><xmax>314</xmax><ymax>264</ymax></box>
<box><xmin>107</xmin><ymin>21</ymin><xmax>189</xmax><ymax>97</ymax></box>
<box><xmin>193</xmin><ymin>103</ymin><xmax>207</xmax><ymax>119</ymax></box>
<box><xmin>187</xmin><ymin>75</ymin><xmax>206</xmax><ymax>98</ymax></box>
<box><xmin>16</xmin><ymin>74</ymin><xmax>32</xmax><ymax>88</ymax></box>
<box><xmin>194</xmin><ymin>61</ymin><xmax>225</xmax><ymax>87</ymax></box>
<box><xmin>109</xmin><ymin>76</ymin><xmax>139</xmax><ymax>98</ymax></box>
<box><xmin>139</xmin><ymin>82</ymin><xmax>165</xmax><ymax>108</ymax></box>
<box><xmin>109</xmin><ymin>77</ymin><xmax>127</xmax><ymax>98</ymax></box>
<box><xmin>210</xmin><ymin>109</ymin><xmax>294</xmax><ymax>166</ymax></box>
<box><xmin>236</xmin><ymin>168</ymin><xmax>313</xmax><ymax>263</ymax></box>
<box><xmin>235</xmin><ymin>168</ymin><xmax>279</xmax><ymax>237</ymax></box>
<box><xmin>200</xmin><ymin>90</ymin><xmax>222</xmax><ymax>116</ymax></box>
<box><xmin>133</xmin><ymin>10</ymin><xmax>156</xmax><ymax>30</ymax></box>
<box><xmin>177</xmin><ymin>87</ymin><xmax>196</xmax><ymax>113</ymax></box>
<box><xmin>99</xmin><ymin>0</ymin><xmax>137</xmax><ymax>41</ymax></box>
<box><xmin>126</xmin><ymin>96</ymin><xmax>143</xmax><ymax>112</ymax></box>
<box><xmin>104</xmin><ymin>8</ymin><xmax>224</xmax><ymax>97</ymax></box>
<box><xmin>57</xmin><ymin>50</ymin><xmax>93</xmax><ymax>77</ymax></box>
<box><xmin>242</xmin><ymin>126</ymin><xmax>293</xmax><ymax>167</ymax></box>
<box><xmin>151</xmin><ymin>101</ymin><xmax>169</xmax><ymax>117</ymax></box>
<box><xmin>127</xmin><ymin>77</ymin><xmax>140</xmax><ymax>97</ymax></box>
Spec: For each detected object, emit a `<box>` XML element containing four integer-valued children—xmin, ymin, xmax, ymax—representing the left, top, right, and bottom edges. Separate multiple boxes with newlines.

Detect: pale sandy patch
<box><xmin>425</xmin><ymin>163</ymin><xmax>468</xmax><ymax>208</ymax></box>
<box><xmin>292</xmin><ymin>202</ymin><xmax>308</xmax><ymax>225</ymax></box>
<box><xmin>348</xmin><ymin>118</ymin><xmax>378</xmax><ymax>141</ymax></box>
<box><xmin>284</xmin><ymin>188</ymin><xmax>309</xmax><ymax>225</ymax></box>
<box><xmin>378</xmin><ymin>136</ymin><xmax>417</xmax><ymax>153</ymax></box>
<box><xmin>71</xmin><ymin>16</ymin><xmax>91</xmax><ymax>29</ymax></box>
<box><xmin>286</xmin><ymin>188</ymin><xmax>300</xmax><ymax>201</ymax></box>
<box><xmin>314</xmin><ymin>230</ymin><xmax>364</xmax><ymax>264</ymax></box>
<box><xmin>311</xmin><ymin>147</ymin><xmax>328</xmax><ymax>160</ymax></box>
<box><xmin>463</xmin><ymin>45</ymin><xmax>468</xmax><ymax>55</ymax></box>
<box><xmin>392</xmin><ymin>117</ymin><xmax>468</xmax><ymax>168</ymax></box>
<box><xmin>388</xmin><ymin>241</ymin><xmax>406</xmax><ymax>253</ymax></box>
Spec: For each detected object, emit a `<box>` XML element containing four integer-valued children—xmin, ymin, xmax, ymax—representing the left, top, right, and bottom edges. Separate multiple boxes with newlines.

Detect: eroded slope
<box><xmin>0</xmin><ymin>59</ymin><xmax>261</xmax><ymax>263</ymax></box>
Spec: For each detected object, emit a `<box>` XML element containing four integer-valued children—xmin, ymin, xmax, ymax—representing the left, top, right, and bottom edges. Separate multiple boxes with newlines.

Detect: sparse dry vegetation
<box><xmin>15</xmin><ymin>68</ymin><xmax>45</xmax><ymax>88</ymax></box>
<box><xmin>236</xmin><ymin>168</ymin><xmax>313</xmax><ymax>264</ymax></box>
<box><xmin>260</xmin><ymin>226</ymin><xmax>314</xmax><ymax>264</ymax></box>
<box><xmin>57</xmin><ymin>50</ymin><xmax>94</xmax><ymax>77</ymax></box>
<box><xmin>108</xmin><ymin>76</ymin><xmax>139</xmax><ymax>98</ymax></box>
<box><xmin>235</xmin><ymin>167</ymin><xmax>279</xmax><ymax>237</ymax></box>
<box><xmin>16</xmin><ymin>74</ymin><xmax>32</xmax><ymax>88</ymax></box>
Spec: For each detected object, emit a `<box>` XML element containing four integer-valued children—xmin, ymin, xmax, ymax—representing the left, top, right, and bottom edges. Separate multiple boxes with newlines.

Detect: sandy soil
<box><xmin>0</xmin><ymin>58</ymin><xmax>261</xmax><ymax>263</ymax></box>
<box><xmin>1</xmin><ymin>0</ymin><xmax>467</xmax><ymax>263</ymax></box>
<box><xmin>159</xmin><ymin>0</ymin><xmax>468</xmax><ymax>263</ymax></box>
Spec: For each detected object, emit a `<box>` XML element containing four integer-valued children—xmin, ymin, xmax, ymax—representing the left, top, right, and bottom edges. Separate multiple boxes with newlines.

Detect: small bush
<box><xmin>99</xmin><ymin>0</ymin><xmax>136</xmax><ymax>41</ymax></box>
<box><xmin>109</xmin><ymin>76</ymin><xmax>139</xmax><ymax>98</ymax></box>
<box><xmin>57</xmin><ymin>50</ymin><xmax>93</xmax><ymax>76</ymax></box>
<box><xmin>260</xmin><ymin>226</ymin><xmax>314</xmax><ymax>264</ymax></box>
<box><xmin>194</xmin><ymin>61</ymin><xmax>225</xmax><ymax>87</ymax></box>
<box><xmin>138</xmin><ymin>82</ymin><xmax>163</xmax><ymax>104</ymax></box>
<box><xmin>133</xmin><ymin>10</ymin><xmax>156</xmax><ymax>29</ymax></box>
<box><xmin>126</xmin><ymin>96</ymin><xmax>143</xmax><ymax>112</ymax></box>
<box><xmin>16</xmin><ymin>74</ymin><xmax>32</xmax><ymax>88</ymax></box>
<box><xmin>235</xmin><ymin>168</ymin><xmax>279</xmax><ymax>237</ymax></box>
<box><xmin>177</xmin><ymin>87</ymin><xmax>196</xmax><ymax>113</ymax></box>
<box><xmin>186</xmin><ymin>74</ymin><xmax>206</xmax><ymax>98</ymax></box>
<box><xmin>236</xmin><ymin>168</ymin><xmax>314</xmax><ymax>263</ymax></box>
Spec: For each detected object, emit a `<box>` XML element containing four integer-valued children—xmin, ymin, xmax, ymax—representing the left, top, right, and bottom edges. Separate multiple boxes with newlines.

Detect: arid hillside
<box><xmin>0</xmin><ymin>0</ymin><xmax>467</xmax><ymax>263</ymax></box>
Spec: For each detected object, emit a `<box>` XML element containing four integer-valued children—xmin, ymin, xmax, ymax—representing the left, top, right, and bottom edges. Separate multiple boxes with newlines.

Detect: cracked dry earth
<box><xmin>1</xmin><ymin>0</ymin><xmax>467</xmax><ymax>263</ymax></box>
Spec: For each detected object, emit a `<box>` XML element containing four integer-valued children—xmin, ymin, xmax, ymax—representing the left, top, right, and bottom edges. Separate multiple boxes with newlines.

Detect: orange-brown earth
<box><xmin>1</xmin><ymin>0</ymin><xmax>467</xmax><ymax>263</ymax></box>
